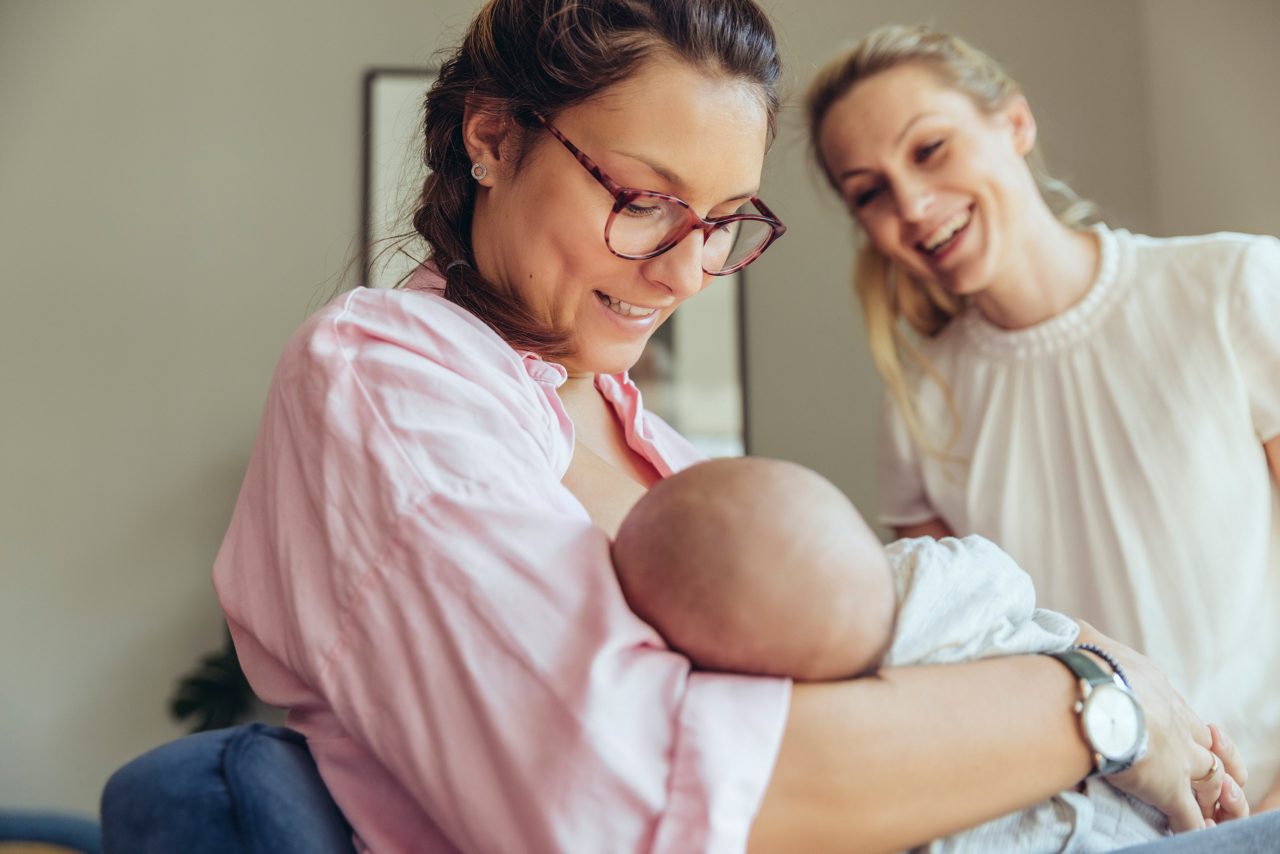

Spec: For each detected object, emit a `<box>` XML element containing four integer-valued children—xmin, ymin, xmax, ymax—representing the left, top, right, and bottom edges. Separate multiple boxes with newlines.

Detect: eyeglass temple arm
<box><xmin>534</xmin><ymin>114</ymin><xmax>626</xmax><ymax>197</ymax></box>
<box><xmin>750</xmin><ymin>195</ymin><xmax>785</xmax><ymax>230</ymax></box>
<box><xmin>538</xmin><ymin>114</ymin><xmax>785</xmax><ymax>237</ymax></box>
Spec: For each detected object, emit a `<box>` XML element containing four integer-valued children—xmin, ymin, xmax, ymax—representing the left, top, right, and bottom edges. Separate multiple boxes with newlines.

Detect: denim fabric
<box><xmin>100</xmin><ymin>723</ymin><xmax>354</xmax><ymax>854</ymax></box>
<box><xmin>0</xmin><ymin>809</ymin><xmax>101</xmax><ymax>853</ymax></box>
<box><xmin>1116</xmin><ymin>810</ymin><xmax>1280</xmax><ymax>852</ymax></box>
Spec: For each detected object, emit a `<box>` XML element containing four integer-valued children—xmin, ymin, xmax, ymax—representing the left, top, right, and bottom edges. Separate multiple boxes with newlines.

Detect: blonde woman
<box><xmin>806</xmin><ymin>24</ymin><xmax>1280</xmax><ymax>813</ymax></box>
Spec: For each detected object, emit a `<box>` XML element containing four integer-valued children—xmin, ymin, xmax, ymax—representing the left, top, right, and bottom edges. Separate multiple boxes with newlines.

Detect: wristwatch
<box><xmin>1044</xmin><ymin>648</ymin><xmax>1148</xmax><ymax>777</ymax></box>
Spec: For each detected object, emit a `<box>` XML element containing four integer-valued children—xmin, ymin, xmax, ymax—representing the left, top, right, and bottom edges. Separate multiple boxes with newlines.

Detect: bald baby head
<box><xmin>613</xmin><ymin>457</ymin><xmax>895</xmax><ymax>681</ymax></box>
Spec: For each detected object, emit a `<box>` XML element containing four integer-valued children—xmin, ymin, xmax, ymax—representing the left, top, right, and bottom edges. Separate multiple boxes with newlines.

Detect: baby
<box><xmin>612</xmin><ymin>457</ymin><xmax>1168</xmax><ymax>853</ymax></box>
<box><xmin>613</xmin><ymin>455</ymin><xmax>897</xmax><ymax>681</ymax></box>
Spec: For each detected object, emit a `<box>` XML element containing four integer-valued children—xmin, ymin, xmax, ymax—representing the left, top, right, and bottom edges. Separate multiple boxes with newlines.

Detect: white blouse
<box><xmin>879</xmin><ymin>225</ymin><xmax>1280</xmax><ymax>799</ymax></box>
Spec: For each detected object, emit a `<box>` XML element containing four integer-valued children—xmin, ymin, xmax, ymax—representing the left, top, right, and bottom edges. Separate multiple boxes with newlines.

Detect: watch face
<box><xmin>1083</xmin><ymin>685</ymin><xmax>1143</xmax><ymax>759</ymax></box>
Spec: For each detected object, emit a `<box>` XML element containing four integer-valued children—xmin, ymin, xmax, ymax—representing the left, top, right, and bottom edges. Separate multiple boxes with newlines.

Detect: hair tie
<box><xmin>445</xmin><ymin>259</ymin><xmax>472</xmax><ymax>273</ymax></box>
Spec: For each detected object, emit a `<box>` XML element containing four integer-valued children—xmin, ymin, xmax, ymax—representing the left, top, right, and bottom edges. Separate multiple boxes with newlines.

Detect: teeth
<box><xmin>597</xmin><ymin>292</ymin><xmax>658</xmax><ymax>318</ymax></box>
<box><xmin>922</xmin><ymin>210</ymin><xmax>971</xmax><ymax>253</ymax></box>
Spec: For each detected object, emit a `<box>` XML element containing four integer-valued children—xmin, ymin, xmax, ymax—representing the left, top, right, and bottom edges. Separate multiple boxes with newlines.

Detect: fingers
<box><xmin>1188</xmin><ymin>727</ymin><xmax>1251</xmax><ymax>826</ymax></box>
<box><xmin>1189</xmin><ymin>749</ymin><xmax>1224</xmax><ymax>820</ymax></box>
<box><xmin>1209</xmin><ymin>724</ymin><xmax>1248</xmax><ymax>790</ymax></box>
<box><xmin>1214</xmin><ymin>774</ymin><xmax>1250</xmax><ymax>823</ymax></box>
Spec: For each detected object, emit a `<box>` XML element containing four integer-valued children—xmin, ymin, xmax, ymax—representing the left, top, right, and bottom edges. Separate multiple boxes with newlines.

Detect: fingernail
<box><xmin>1226</xmin><ymin>779</ymin><xmax>1241</xmax><ymax>801</ymax></box>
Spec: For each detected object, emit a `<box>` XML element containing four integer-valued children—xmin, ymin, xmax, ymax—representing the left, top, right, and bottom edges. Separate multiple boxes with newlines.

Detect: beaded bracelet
<box><xmin>1072</xmin><ymin>643</ymin><xmax>1131</xmax><ymax>688</ymax></box>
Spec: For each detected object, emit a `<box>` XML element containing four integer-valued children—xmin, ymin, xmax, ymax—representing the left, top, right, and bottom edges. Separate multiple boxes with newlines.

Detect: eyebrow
<box><xmin>835</xmin><ymin>111</ymin><xmax>940</xmax><ymax>182</ymax></box>
<box><xmin>614</xmin><ymin>149</ymin><xmax>759</xmax><ymax>203</ymax></box>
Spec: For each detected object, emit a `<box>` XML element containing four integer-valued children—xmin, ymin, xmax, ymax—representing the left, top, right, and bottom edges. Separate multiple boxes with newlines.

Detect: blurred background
<box><xmin>2</xmin><ymin>0</ymin><xmax>1277</xmax><ymax>817</ymax></box>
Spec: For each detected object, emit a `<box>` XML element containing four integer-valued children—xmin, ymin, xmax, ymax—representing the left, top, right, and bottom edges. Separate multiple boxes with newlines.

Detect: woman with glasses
<box><xmin>807</xmin><ymin>23</ymin><xmax>1280</xmax><ymax>821</ymax></box>
<box><xmin>212</xmin><ymin>3</ymin><xmax>1259</xmax><ymax>851</ymax></box>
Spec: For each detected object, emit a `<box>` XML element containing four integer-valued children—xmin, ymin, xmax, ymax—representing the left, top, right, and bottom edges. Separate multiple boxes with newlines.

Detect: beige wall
<box><xmin>1</xmin><ymin>0</ymin><xmax>1275</xmax><ymax>816</ymax></box>
<box><xmin>1139</xmin><ymin>0</ymin><xmax>1280</xmax><ymax>237</ymax></box>
<box><xmin>0</xmin><ymin>0</ymin><xmax>479</xmax><ymax>814</ymax></box>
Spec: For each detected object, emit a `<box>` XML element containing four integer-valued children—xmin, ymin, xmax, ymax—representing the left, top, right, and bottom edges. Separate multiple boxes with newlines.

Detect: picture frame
<box><xmin>362</xmin><ymin>67</ymin><xmax>438</xmax><ymax>291</ymax></box>
<box><xmin>361</xmin><ymin>67</ymin><xmax>748</xmax><ymax>456</ymax></box>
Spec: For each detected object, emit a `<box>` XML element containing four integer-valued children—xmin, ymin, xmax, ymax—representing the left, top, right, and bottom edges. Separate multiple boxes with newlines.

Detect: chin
<box><xmin>935</xmin><ymin>275</ymin><xmax>973</xmax><ymax>297</ymax></box>
<box><xmin>948</xmin><ymin>267</ymin><xmax>997</xmax><ymax>298</ymax></box>
<box><xmin>914</xmin><ymin>260</ymin><xmax>983</xmax><ymax>299</ymax></box>
<box><xmin>605</xmin><ymin>353</ymin><xmax>646</xmax><ymax>377</ymax></box>
<box><xmin>571</xmin><ymin>346</ymin><xmax>646</xmax><ymax>377</ymax></box>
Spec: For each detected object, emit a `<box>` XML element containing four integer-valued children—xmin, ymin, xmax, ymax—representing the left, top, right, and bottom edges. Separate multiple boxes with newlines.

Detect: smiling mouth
<box><xmin>918</xmin><ymin>208</ymin><xmax>973</xmax><ymax>256</ymax></box>
<box><xmin>595</xmin><ymin>290</ymin><xmax>659</xmax><ymax>318</ymax></box>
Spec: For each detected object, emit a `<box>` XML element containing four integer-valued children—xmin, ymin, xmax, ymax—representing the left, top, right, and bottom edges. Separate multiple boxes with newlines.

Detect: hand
<box><xmin>1074</xmin><ymin>622</ymin><xmax>1243</xmax><ymax>832</ymax></box>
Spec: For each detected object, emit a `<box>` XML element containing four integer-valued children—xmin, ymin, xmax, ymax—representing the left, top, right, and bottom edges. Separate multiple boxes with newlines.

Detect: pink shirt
<box><xmin>212</xmin><ymin>267</ymin><xmax>790</xmax><ymax>853</ymax></box>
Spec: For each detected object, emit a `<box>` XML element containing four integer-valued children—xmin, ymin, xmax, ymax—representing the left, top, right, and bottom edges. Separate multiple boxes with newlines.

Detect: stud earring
<box><xmin>470</xmin><ymin>162</ymin><xmax>488</xmax><ymax>181</ymax></box>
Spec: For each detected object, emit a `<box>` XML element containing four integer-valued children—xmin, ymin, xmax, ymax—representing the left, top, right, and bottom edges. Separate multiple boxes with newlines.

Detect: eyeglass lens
<box><xmin>607</xmin><ymin>197</ymin><xmax>774</xmax><ymax>274</ymax></box>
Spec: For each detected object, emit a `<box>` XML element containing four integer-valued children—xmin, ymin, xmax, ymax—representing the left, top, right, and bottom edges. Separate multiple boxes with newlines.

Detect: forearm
<box><xmin>894</xmin><ymin>517</ymin><xmax>955</xmax><ymax>539</ymax></box>
<box><xmin>749</xmin><ymin>655</ymin><xmax>1089</xmax><ymax>853</ymax></box>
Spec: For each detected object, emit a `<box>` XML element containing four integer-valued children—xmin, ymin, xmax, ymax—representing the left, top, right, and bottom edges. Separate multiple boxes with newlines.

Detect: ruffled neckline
<box><xmin>956</xmin><ymin>224</ymin><xmax>1127</xmax><ymax>359</ymax></box>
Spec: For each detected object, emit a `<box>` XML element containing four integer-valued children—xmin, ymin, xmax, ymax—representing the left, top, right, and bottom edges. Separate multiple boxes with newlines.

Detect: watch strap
<box><xmin>1047</xmin><ymin>648</ymin><xmax>1114</xmax><ymax>688</ymax></box>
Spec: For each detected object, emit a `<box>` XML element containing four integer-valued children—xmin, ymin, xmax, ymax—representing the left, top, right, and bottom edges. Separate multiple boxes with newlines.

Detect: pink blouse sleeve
<box><xmin>215</xmin><ymin>287</ymin><xmax>789</xmax><ymax>853</ymax></box>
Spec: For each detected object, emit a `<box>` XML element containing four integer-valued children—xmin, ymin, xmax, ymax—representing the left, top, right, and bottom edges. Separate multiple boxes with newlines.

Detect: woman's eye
<box><xmin>853</xmin><ymin>186</ymin><xmax>883</xmax><ymax>208</ymax></box>
<box><xmin>623</xmin><ymin>202</ymin><xmax>662</xmax><ymax>218</ymax></box>
<box><xmin>915</xmin><ymin>140</ymin><xmax>944</xmax><ymax>163</ymax></box>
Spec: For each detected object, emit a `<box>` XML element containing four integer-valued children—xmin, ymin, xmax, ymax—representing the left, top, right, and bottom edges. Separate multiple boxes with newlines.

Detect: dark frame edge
<box><xmin>360</xmin><ymin>66</ymin><xmax>438</xmax><ymax>289</ymax></box>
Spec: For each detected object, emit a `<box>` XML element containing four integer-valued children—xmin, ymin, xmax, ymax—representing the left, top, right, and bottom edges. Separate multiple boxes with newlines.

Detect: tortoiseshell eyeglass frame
<box><xmin>535</xmin><ymin>115</ymin><xmax>786</xmax><ymax>276</ymax></box>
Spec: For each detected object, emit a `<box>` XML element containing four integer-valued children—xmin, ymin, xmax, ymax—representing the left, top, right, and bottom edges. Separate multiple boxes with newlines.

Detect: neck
<box><xmin>557</xmin><ymin>372</ymin><xmax>598</xmax><ymax>416</ymax></box>
<box><xmin>972</xmin><ymin>206</ymin><xmax>1099</xmax><ymax>330</ymax></box>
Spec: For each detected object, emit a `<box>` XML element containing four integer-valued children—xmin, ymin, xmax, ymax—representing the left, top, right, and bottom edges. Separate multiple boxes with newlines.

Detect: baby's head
<box><xmin>612</xmin><ymin>457</ymin><xmax>895</xmax><ymax>681</ymax></box>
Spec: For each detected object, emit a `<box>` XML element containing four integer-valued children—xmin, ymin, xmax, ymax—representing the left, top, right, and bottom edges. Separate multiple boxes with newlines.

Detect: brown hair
<box><xmin>412</xmin><ymin>0</ymin><xmax>782</xmax><ymax>357</ymax></box>
<box><xmin>804</xmin><ymin>25</ymin><xmax>1097</xmax><ymax>457</ymax></box>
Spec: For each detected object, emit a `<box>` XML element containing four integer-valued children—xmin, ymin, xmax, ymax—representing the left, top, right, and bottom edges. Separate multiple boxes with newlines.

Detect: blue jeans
<box><xmin>1117</xmin><ymin>810</ymin><xmax>1280</xmax><ymax>852</ymax></box>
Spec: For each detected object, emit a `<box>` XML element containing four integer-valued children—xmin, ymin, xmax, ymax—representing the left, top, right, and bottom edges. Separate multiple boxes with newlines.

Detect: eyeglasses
<box><xmin>536</xmin><ymin>116</ymin><xmax>785</xmax><ymax>276</ymax></box>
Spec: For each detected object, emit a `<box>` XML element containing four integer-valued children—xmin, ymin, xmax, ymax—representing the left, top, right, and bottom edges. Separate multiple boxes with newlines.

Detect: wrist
<box><xmin>1043</xmin><ymin>649</ymin><xmax>1148</xmax><ymax>778</ymax></box>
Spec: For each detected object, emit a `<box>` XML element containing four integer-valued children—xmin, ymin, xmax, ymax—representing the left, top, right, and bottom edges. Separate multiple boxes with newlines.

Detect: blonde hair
<box><xmin>805</xmin><ymin>25</ymin><xmax>1097</xmax><ymax>457</ymax></box>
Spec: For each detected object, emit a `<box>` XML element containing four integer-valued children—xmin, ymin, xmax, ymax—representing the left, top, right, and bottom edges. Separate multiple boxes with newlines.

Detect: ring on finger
<box><xmin>1191</xmin><ymin>753</ymin><xmax>1221</xmax><ymax>785</ymax></box>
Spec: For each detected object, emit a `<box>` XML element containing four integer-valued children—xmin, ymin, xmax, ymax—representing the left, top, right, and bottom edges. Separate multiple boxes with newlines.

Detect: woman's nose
<box><xmin>893</xmin><ymin>177</ymin><xmax>936</xmax><ymax>223</ymax></box>
<box><xmin>642</xmin><ymin>231</ymin><xmax>709</xmax><ymax>300</ymax></box>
